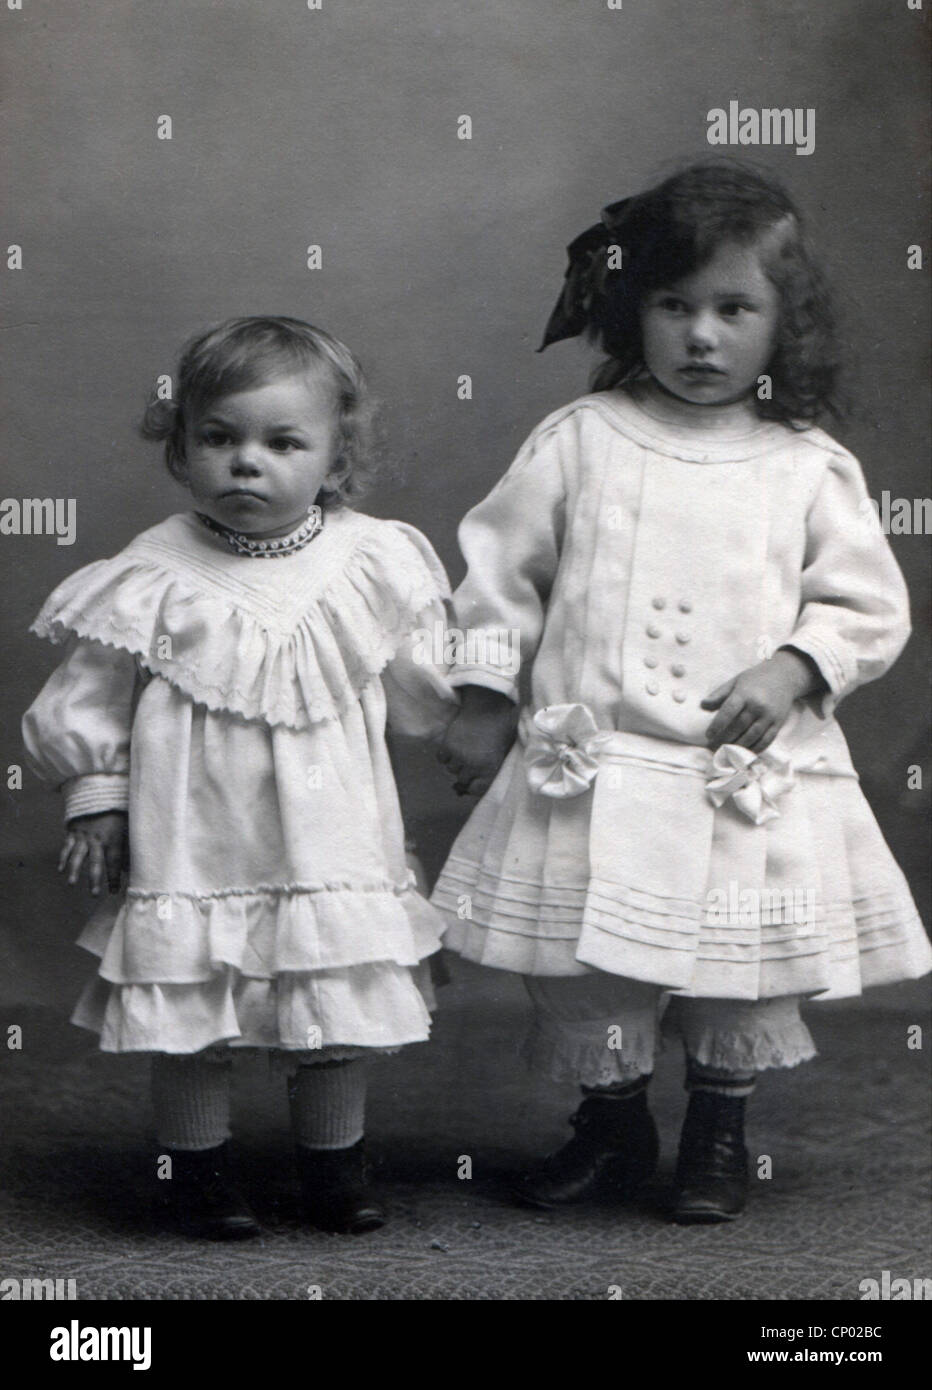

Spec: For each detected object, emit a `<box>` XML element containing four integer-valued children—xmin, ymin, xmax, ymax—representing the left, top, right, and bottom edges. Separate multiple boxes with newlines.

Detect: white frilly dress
<box><xmin>432</xmin><ymin>388</ymin><xmax>932</xmax><ymax>1001</ymax></box>
<box><xmin>23</xmin><ymin>508</ymin><xmax>458</xmax><ymax>1056</ymax></box>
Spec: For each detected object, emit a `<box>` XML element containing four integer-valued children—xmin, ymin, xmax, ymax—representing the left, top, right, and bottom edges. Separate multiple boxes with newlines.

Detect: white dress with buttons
<box><xmin>432</xmin><ymin>388</ymin><xmax>931</xmax><ymax>1001</ymax></box>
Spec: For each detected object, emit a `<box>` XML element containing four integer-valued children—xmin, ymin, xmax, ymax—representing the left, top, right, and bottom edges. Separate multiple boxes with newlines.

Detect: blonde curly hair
<box><xmin>140</xmin><ymin>316</ymin><xmax>382</xmax><ymax>509</ymax></box>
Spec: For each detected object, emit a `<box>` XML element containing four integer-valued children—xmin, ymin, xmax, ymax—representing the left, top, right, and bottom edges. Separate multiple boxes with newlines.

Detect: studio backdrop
<box><xmin>2</xmin><ymin>0</ymin><xmax>928</xmax><ymax>1008</ymax></box>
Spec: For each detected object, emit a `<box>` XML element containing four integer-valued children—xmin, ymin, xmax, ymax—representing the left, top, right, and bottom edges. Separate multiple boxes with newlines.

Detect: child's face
<box><xmin>639</xmin><ymin>241</ymin><xmax>779</xmax><ymax>408</ymax></box>
<box><xmin>183</xmin><ymin>369</ymin><xmax>341</xmax><ymax>537</ymax></box>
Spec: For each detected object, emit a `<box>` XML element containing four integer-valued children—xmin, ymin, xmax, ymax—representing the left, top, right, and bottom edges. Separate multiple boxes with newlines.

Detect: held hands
<box><xmin>701</xmin><ymin>649</ymin><xmax>823</xmax><ymax>753</ymax></box>
<box><xmin>59</xmin><ymin>812</ymin><xmax>128</xmax><ymax>896</ymax></box>
<box><xmin>437</xmin><ymin>686</ymin><xmax>519</xmax><ymax>797</ymax></box>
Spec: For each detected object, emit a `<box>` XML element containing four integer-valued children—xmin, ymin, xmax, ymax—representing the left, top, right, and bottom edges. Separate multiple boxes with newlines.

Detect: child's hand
<box><xmin>59</xmin><ymin>812</ymin><xmax>129</xmax><ymax>895</ymax></box>
<box><xmin>437</xmin><ymin>687</ymin><xmax>519</xmax><ymax>797</ymax></box>
<box><xmin>701</xmin><ymin>649</ymin><xmax>823</xmax><ymax>753</ymax></box>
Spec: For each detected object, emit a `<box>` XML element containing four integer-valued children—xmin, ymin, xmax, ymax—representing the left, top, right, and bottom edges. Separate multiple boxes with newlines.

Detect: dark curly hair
<box><xmin>140</xmin><ymin>316</ymin><xmax>382</xmax><ymax>508</ymax></box>
<box><xmin>582</xmin><ymin>163</ymin><xmax>843</xmax><ymax>424</ymax></box>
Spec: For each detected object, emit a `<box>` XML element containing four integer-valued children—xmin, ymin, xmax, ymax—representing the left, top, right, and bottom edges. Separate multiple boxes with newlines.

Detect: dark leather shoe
<box><xmin>673</xmin><ymin>1090</ymin><xmax>749</xmax><ymax>1224</ymax></box>
<box><xmin>514</xmin><ymin>1091</ymin><xmax>659</xmax><ymax>1209</ymax></box>
<box><xmin>157</xmin><ymin>1143</ymin><xmax>261</xmax><ymax>1240</ymax></box>
<box><xmin>296</xmin><ymin>1140</ymin><xmax>385</xmax><ymax>1234</ymax></box>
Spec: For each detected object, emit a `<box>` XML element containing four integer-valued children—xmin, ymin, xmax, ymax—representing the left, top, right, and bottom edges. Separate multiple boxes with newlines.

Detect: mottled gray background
<box><xmin>0</xmin><ymin>0</ymin><xmax>930</xmax><ymax>1313</ymax></box>
<box><xmin>2</xmin><ymin>0</ymin><xmax>929</xmax><ymax>996</ymax></box>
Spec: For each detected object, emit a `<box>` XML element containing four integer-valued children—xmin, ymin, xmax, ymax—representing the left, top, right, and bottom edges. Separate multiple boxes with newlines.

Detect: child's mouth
<box><xmin>678</xmin><ymin>365</ymin><xmax>725</xmax><ymax>378</ymax></box>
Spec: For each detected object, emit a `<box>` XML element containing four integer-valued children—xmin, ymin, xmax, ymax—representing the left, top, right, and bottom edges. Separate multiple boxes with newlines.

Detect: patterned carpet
<box><xmin>1</xmin><ymin>960</ymin><xmax>929</xmax><ymax>1301</ymax></box>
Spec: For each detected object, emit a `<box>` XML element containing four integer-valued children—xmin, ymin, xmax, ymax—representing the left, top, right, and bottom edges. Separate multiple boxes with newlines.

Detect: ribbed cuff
<box><xmin>63</xmin><ymin>773</ymin><xmax>130</xmax><ymax>822</ymax></box>
<box><xmin>685</xmin><ymin>1061</ymin><xmax>757</xmax><ymax>1098</ymax></box>
<box><xmin>780</xmin><ymin>633</ymin><xmax>848</xmax><ymax>718</ymax></box>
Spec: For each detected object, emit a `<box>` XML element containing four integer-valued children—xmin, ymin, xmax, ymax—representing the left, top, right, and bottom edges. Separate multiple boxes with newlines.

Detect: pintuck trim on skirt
<box><xmin>433</xmin><ymin>721</ymin><xmax>932</xmax><ymax>1001</ymax></box>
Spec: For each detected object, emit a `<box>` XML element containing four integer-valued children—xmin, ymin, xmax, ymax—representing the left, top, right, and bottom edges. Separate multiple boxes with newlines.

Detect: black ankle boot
<box><xmin>514</xmin><ymin>1090</ymin><xmax>659</xmax><ymax>1210</ymax></box>
<box><xmin>295</xmin><ymin>1140</ymin><xmax>385</xmax><ymax>1234</ymax></box>
<box><xmin>673</xmin><ymin>1090</ymin><xmax>749</xmax><ymax>1224</ymax></box>
<box><xmin>157</xmin><ymin>1142</ymin><xmax>261</xmax><ymax>1240</ymax></box>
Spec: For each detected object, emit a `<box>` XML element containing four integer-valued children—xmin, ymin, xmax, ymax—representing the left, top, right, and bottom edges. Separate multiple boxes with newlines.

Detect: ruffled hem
<box><xmin>192</xmin><ymin>1044</ymin><xmax>396</xmax><ymax>1068</ymax></box>
<box><xmin>30</xmin><ymin>511</ymin><xmax>451</xmax><ymax>729</ymax></box>
<box><xmin>72</xmin><ymin>959</ymin><xmax>434</xmax><ymax>1054</ymax></box>
<box><xmin>78</xmin><ymin>881</ymin><xmax>444</xmax><ymax>982</ymax></box>
<box><xmin>661</xmin><ymin>997</ymin><xmax>818</xmax><ymax>1071</ymax></box>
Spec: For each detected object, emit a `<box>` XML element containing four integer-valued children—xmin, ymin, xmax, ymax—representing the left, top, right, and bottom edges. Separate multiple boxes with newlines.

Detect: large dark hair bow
<box><xmin>538</xmin><ymin>197</ymin><xmax>632</xmax><ymax>351</ymax></box>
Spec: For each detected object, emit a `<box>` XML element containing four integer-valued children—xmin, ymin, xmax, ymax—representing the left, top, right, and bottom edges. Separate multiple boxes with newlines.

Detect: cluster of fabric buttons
<box><xmin>642</xmin><ymin>597</ymin><xmax>693</xmax><ymax>701</ymax></box>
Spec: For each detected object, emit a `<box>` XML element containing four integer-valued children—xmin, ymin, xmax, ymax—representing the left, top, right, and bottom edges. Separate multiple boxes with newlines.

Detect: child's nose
<box><xmin>686</xmin><ymin>311</ymin><xmax>718</xmax><ymax>351</ymax></box>
<box><xmin>231</xmin><ymin>444</ymin><xmax>263</xmax><ymax>474</ymax></box>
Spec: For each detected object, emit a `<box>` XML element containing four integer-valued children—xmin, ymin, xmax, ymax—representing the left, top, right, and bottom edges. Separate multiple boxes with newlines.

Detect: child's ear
<box><xmin>170</xmin><ymin>451</ymin><xmax>190</xmax><ymax>485</ymax></box>
<box><xmin>167</xmin><ymin>423</ymin><xmax>190</xmax><ymax>483</ymax></box>
<box><xmin>320</xmin><ymin>457</ymin><xmax>350</xmax><ymax>495</ymax></box>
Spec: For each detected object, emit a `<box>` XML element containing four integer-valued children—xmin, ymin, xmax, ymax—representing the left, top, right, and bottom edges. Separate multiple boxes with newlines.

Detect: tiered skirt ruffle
<box><xmin>71</xmin><ymin>882</ymin><xmax>440</xmax><ymax>1053</ymax></box>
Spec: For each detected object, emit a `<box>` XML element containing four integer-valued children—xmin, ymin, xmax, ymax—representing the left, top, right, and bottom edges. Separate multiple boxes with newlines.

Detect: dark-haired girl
<box><xmin>23</xmin><ymin>317</ymin><xmax>456</xmax><ymax>1238</ymax></box>
<box><xmin>432</xmin><ymin>163</ymin><xmax>930</xmax><ymax>1222</ymax></box>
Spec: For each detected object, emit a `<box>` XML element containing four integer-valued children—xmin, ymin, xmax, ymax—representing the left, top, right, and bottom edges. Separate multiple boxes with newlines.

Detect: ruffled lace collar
<box><xmin>31</xmin><ymin>510</ymin><xmax>450</xmax><ymax>729</ymax></box>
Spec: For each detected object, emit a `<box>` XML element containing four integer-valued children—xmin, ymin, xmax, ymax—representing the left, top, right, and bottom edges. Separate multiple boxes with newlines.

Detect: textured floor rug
<box><xmin>1</xmin><ymin>961</ymin><xmax>929</xmax><ymax>1301</ymax></box>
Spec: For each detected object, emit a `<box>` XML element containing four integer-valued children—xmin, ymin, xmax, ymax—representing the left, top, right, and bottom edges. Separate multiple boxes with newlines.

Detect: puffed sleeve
<box><xmin>381</xmin><ymin>609</ymin><xmax>460</xmax><ymax>740</ymax></box>
<box><xmin>22</xmin><ymin>637</ymin><xmax>142</xmax><ymax>821</ymax></box>
<box><xmin>377</xmin><ymin>521</ymin><xmax>459</xmax><ymax>740</ymax></box>
<box><xmin>448</xmin><ymin>420</ymin><xmax>567</xmax><ymax>702</ymax></box>
<box><xmin>785</xmin><ymin>447</ymin><xmax>911</xmax><ymax>717</ymax></box>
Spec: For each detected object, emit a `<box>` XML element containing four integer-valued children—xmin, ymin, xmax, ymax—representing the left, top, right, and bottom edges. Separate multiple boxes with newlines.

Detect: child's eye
<box><xmin>655</xmin><ymin>296</ymin><xmax>686</xmax><ymax>312</ymax></box>
<box><xmin>268</xmin><ymin>438</ymin><xmax>302</xmax><ymax>453</ymax></box>
<box><xmin>201</xmin><ymin>429</ymin><xmax>231</xmax><ymax>446</ymax></box>
<box><xmin>719</xmin><ymin>302</ymin><xmax>752</xmax><ymax>318</ymax></box>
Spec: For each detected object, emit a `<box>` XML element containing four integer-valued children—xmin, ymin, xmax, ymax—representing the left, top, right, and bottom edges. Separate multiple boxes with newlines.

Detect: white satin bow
<box><xmin>524</xmin><ymin>704</ymin><xmax>801</xmax><ymax>821</ymax></box>
<box><xmin>524</xmin><ymin>703</ymin><xmax>614</xmax><ymax>799</ymax></box>
<box><xmin>704</xmin><ymin>744</ymin><xmax>797</xmax><ymax>825</ymax></box>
